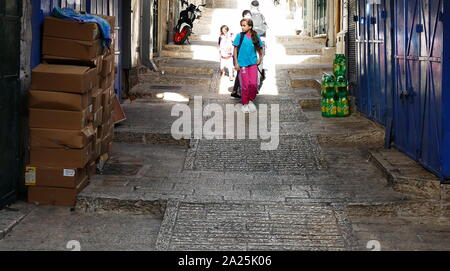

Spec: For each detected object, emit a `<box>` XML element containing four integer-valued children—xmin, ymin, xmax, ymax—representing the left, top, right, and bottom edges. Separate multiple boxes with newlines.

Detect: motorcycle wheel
<box><xmin>174</xmin><ymin>26</ymin><xmax>191</xmax><ymax>45</ymax></box>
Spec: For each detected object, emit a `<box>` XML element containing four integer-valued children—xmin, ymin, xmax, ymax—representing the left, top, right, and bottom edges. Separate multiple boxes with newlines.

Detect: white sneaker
<box><xmin>248</xmin><ymin>101</ymin><xmax>257</xmax><ymax>112</ymax></box>
<box><xmin>241</xmin><ymin>104</ymin><xmax>250</xmax><ymax>113</ymax></box>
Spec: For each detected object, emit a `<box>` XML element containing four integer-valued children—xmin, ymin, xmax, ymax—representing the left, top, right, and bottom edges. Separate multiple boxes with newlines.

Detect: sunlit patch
<box><xmin>156</xmin><ymin>92</ymin><xmax>189</xmax><ymax>102</ymax></box>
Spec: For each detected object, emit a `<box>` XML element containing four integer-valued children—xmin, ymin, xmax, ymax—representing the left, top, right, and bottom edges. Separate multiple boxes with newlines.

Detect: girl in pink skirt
<box><xmin>233</xmin><ymin>18</ymin><xmax>264</xmax><ymax>113</ymax></box>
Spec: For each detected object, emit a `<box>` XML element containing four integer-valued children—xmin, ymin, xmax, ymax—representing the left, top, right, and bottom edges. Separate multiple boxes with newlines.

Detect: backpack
<box><xmin>251</xmin><ymin>12</ymin><xmax>267</xmax><ymax>36</ymax></box>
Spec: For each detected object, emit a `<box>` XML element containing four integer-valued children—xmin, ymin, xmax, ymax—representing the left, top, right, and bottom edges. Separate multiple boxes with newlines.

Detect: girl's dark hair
<box><xmin>220</xmin><ymin>25</ymin><xmax>229</xmax><ymax>35</ymax></box>
<box><xmin>240</xmin><ymin>18</ymin><xmax>261</xmax><ymax>50</ymax></box>
<box><xmin>242</xmin><ymin>10</ymin><xmax>252</xmax><ymax>17</ymax></box>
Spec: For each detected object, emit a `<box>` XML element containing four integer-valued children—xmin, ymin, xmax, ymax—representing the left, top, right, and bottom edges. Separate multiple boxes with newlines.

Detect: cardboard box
<box><xmin>107</xmin><ymin>141</ymin><xmax>113</xmax><ymax>157</ymax></box>
<box><xmin>93</xmin><ymin>138</ymin><xmax>102</xmax><ymax>160</ymax></box>
<box><xmin>87</xmin><ymin>160</ymin><xmax>96</xmax><ymax>179</ymax></box>
<box><xmin>102</xmin><ymin>87</ymin><xmax>112</xmax><ymax>108</ymax></box>
<box><xmin>27</xmin><ymin>176</ymin><xmax>89</xmax><ymax>206</ymax></box>
<box><xmin>42</xmin><ymin>55</ymin><xmax>103</xmax><ymax>75</ymax></box>
<box><xmin>92</xmin><ymin>106</ymin><xmax>103</xmax><ymax>127</ymax></box>
<box><xmin>43</xmin><ymin>16</ymin><xmax>100</xmax><ymax>41</ymax></box>
<box><xmin>25</xmin><ymin>165</ymin><xmax>87</xmax><ymax>188</ymax></box>
<box><xmin>43</xmin><ymin>36</ymin><xmax>103</xmax><ymax>61</ymax></box>
<box><xmin>29</xmin><ymin>90</ymin><xmax>92</xmax><ymax>111</ymax></box>
<box><xmin>101</xmin><ymin>133</ymin><xmax>113</xmax><ymax>154</ymax></box>
<box><xmin>92</xmin><ymin>88</ymin><xmax>103</xmax><ymax>112</ymax></box>
<box><xmin>30</xmin><ymin>126</ymin><xmax>95</xmax><ymax>149</ymax></box>
<box><xmin>97</xmin><ymin>122</ymin><xmax>108</xmax><ymax>140</ymax></box>
<box><xmin>100</xmin><ymin>72</ymin><xmax>114</xmax><ymax>89</ymax></box>
<box><xmin>112</xmin><ymin>94</ymin><xmax>126</xmax><ymax>124</ymax></box>
<box><xmin>100</xmin><ymin>54</ymin><xmax>114</xmax><ymax>77</ymax></box>
<box><xmin>103</xmin><ymin>104</ymin><xmax>111</xmax><ymax>124</ymax></box>
<box><xmin>95</xmin><ymin>15</ymin><xmax>116</xmax><ymax>33</ymax></box>
<box><xmin>31</xmin><ymin>64</ymin><xmax>97</xmax><ymax>94</ymax></box>
<box><xmin>30</xmin><ymin>142</ymin><xmax>92</xmax><ymax>168</ymax></box>
<box><xmin>29</xmin><ymin>107</ymin><xmax>90</xmax><ymax>130</ymax></box>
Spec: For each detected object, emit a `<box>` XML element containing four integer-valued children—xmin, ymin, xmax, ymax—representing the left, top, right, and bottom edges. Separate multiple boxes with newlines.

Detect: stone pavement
<box><xmin>2</xmin><ymin>1</ymin><xmax>450</xmax><ymax>251</ymax></box>
<box><xmin>0</xmin><ymin>204</ymin><xmax>161</xmax><ymax>251</ymax></box>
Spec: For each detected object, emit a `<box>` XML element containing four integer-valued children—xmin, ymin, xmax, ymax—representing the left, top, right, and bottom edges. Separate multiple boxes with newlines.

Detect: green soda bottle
<box><xmin>336</xmin><ymin>76</ymin><xmax>350</xmax><ymax>117</ymax></box>
<box><xmin>323</xmin><ymin>75</ymin><xmax>336</xmax><ymax>118</ymax></box>
<box><xmin>321</xmin><ymin>74</ymin><xmax>334</xmax><ymax>117</ymax></box>
<box><xmin>333</xmin><ymin>54</ymin><xmax>347</xmax><ymax>78</ymax></box>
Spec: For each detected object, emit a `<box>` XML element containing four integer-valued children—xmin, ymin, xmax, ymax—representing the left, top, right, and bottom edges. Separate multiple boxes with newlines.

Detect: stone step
<box><xmin>76</xmin><ymin>142</ymin><xmax>193</xmax><ymax>214</ymax></box>
<box><xmin>161</xmin><ymin>50</ymin><xmax>195</xmax><ymax>58</ymax></box>
<box><xmin>322</xmin><ymin>47</ymin><xmax>337</xmax><ymax>56</ymax></box>
<box><xmin>129</xmin><ymin>83</ymin><xmax>210</xmax><ymax>99</ymax></box>
<box><xmin>112</xmin><ymin>99</ymin><xmax>191</xmax><ymax>147</ymax></box>
<box><xmin>285</xmin><ymin>46</ymin><xmax>323</xmax><ymax>55</ymax></box>
<box><xmin>300</xmin><ymin>55</ymin><xmax>335</xmax><ymax>65</ymax></box>
<box><xmin>299</xmin><ymin>97</ymin><xmax>321</xmax><ymax>110</ymax></box>
<box><xmin>164</xmin><ymin>41</ymin><xmax>218</xmax><ymax>51</ymax></box>
<box><xmin>159</xmin><ymin>64</ymin><xmax>215</xmax><ymax>76</ymax></box>
<box><xmin>160</xmin><ymin>44</ymin><xmax>219</xmax><ymax>60</ymax></box>
<box><xmin>290</xmin><ymin>75</ymin><xmax>322</xmax><ymax>90</ymax></box>
<box><xmin>139</xmin><ymin>72</ymin><xmax>213</xmax><ymax>87</ymax></box>
<box><xmin>287</xmin><ymin>64</ymin><xmax>332</xmax><ymax>76</ymax></box>
<box><xmin>276</xmin><ymin>35</ymin><xmax>327</xmax><ymax>46</ymax></box>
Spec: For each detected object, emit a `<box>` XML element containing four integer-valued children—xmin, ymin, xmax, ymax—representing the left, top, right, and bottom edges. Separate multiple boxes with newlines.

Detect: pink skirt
<box><xmin>239</xmin><ymin>65</ymin><xmax>258</xmax><ymax>105</ymax></box>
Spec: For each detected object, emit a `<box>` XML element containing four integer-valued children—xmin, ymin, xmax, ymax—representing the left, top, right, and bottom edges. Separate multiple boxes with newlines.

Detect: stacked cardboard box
<box><xmin>26</xmin><ymin>15</ymin><xmax>116</xmax><ymax>206</ymax></box>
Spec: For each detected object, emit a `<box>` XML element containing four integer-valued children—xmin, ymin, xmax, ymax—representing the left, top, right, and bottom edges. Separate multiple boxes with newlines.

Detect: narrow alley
<box><xmin>1</xmin><ymin>0</ymin><xmax>450</xmax><ymax>252</ymax></box>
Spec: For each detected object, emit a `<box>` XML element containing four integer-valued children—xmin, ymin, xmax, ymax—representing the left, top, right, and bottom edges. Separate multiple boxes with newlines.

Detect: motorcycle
<box><xmin>174</xmin><ymin>0</ymin><xmax>206</xmax><ymax>45</ymax></box>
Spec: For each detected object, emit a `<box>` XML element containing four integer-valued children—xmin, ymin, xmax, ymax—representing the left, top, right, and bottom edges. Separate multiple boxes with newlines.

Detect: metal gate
<box><xmin>393</xmin><ymin>0</ymin><xmax>445</xmax><ymax>177</ymax></box>
<box><xmin>0</xmin><ymin>0</ymin><xmax>22</xmax><ymax>209</ymax></box>
<box><xmin>314</xmin><ymin>0</ymin><xmax>327</xmax><ymax>35</ymax></box>
<box><xmin>355</xmin><ymin>0</ymin><xmax>394</xmax><ymax>126</ymax></box>
<box><xmin>347</xmin><ymin>0</ymin><xmax>357</xmax><ymax>95</ymax></box>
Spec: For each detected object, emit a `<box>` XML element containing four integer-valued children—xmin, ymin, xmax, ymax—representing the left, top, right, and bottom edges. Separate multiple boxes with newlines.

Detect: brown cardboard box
<box><xmin>97</xmin><ymin>121</ymin><xmax>112</xmax><ymax>140</ymax></box>
<box><xmin>43</xmin><ymin>16</ymin><xmax>100</xmax><ymax>41</ymax></box>
<box><xmin>29</xmin><ymin>107</ymin><xmax>90</xmax><ymax>130</ymax></box>
<box><xmin>100</xmin><ymin>54</ymin><xmax>114</xmax><ymax>77</ymax></box>
<box><xmin>95</xmin><ymin>15</ymin><xmax>116</xmax><ymax>32</ymax></box>
<box><xmin>29</xmin><ymin>90</ymin><xmax>92</xmax><ymax>111</ymax></box>
<box><xmin>92</xmin><ymin>138</ymin><xmax>102</xmax><ymax>160</ymax></box>
<box><xmin>42</xmin><ymin>55</ymin><xmax>103</xmax><ymax>75</ymax></box>
<box><xmin>112</xmin><ymin>94</ymin><xmax>126</xmax><ymax>124</ymax></box>
<box><xmin>43</xmin><ymin>36</ymin><xmax>103</xmax><ymax>61</ymax></box>
<box><xmin>87</xmin><ymin>160</ymin><xmax>96</xmax><ymax>179</ymax></box>
<box><xmin>92</xmin><ymin>106</ymin><xmax>103</xmax><ymax>127</ymax></box>
<box><xmin>25</xmin><ymin>165</ymin><xmax>87</xmax><ymax>188</ymax></box>
<box><xmin>30</xmin><ymin>142</ymin><xmax>92</xmax><ymax>168</ymax></box>
<box><xmin>30</xmin><ymin>126</ymin><xmax>95</xmax><ymax>149</ymax></box>
<box><xmin>102</xmin><ymin>86</ymin><xmax>112</xmax><ymax>108</ymax></box>
<box><xmin>27</xmin><ymin>175</ymin><xmax>89</xmax><ymax>206</ymax></box>
<box><xmin>101</xmin><ymin>133</ymin><xmax>113</xmax><ymax>154</ymax></box>
<box><xmin>103</xmin><ymin>104</ymin><xmax>111</xmax><ymax>124</ymax></box>
<box><xmin>31</xmin><ymin>64</ymin><xmax>97</xmax><ymax>94</ymax></box>
<box><xmin>107</xmin><ymin>141</ymin><xmax>113</xmax><ymax>157</ymax></box>
<box><xmin>92</xmin><ymin>88</ymin><xmax>103</xmax><ymax>112</ymax></box>
<box><xmin>100</xmin><ymin>72</ymin><xmax>114</xmax><ymax>89</ymax></box>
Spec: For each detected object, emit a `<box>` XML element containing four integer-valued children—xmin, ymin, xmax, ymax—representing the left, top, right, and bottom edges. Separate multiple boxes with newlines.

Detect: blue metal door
<box><xmin>393</xmin><ymin>0</ymin><xmax>444</xmax><ymax>177</ymax></box>
<box><xmin>0</xmin><ymin>0</ymin><xmax>22</xmax><ymax>208</ymax></box>
<box><xmin>355</xmin><ymin>0</ymin><xmax>393</xmax><ymax>126</ymax></box>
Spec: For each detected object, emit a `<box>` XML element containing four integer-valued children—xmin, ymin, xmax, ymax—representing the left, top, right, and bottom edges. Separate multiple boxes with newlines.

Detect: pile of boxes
<box><xmin>26</xmin><ymin>15</ymin><xmax>117</xmax><ymax>206</ymax></box>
